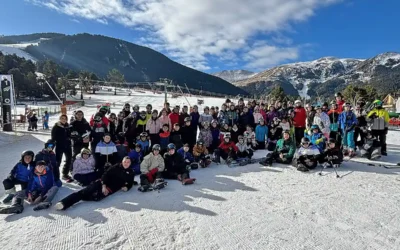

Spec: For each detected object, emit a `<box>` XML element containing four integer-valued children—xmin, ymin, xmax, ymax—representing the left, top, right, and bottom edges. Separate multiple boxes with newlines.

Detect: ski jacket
<box><xmin>30</xmin><ymin>115</ymin><xmax>38</xmax><ymax>123</ymax></box>
<box><xmin>163</xmin><ymin>152</ymin><xmax>186</xmax><ymax>174</ymax></box>
<box><xmin>95</xmin><ymin>141</ymin><xmax>118</xmax><ymax>156</ymax></box>
<box><xmin>198</xmin><ymin>128</ymin><xmax>213</xmax><ymax>147</ymax></box>
<box><xmin>169</xmin><ymin>112</ymin><xmax>180</xmax><ymax>126</ymax></box>
<box><xmin>210</xmin><ymin>128</ymin><xmax>220</xmax><ymax>144</ymax></box>
<box><xmin>137</xmin><ymin>140</ymin><xmax>150</xmax><ymax>154</ymax></box>
<box><xmin>91</xmin><ymin>122</ymin><xmax>108</xmax><ymax>144</ymax></box>
<box><xmin>253</xmin><ymin>112</ymin><xmax>263</xmax><ymax>124</ymax></box>
<box><xmin>193</xmin><ymin>145</ymin><xmax>209</xmax><ymax>156</ymax></box>
<box><xmin>275</xmin><ymin>138</ymin><xmax>296</xmax><ymax>160</ymax></box>
<box><xmin>306</xmin><ymin>110</ymin><xmax>316</xmax><ymax>129</ymax></box>
<box><xmin>218</xmin><ymin>141</ymin><xmax>238</xmax><ymax>153</ymax></box>
<box><xmin>9</xmin><ymin>161</ymin><xmax>34</xmax><ymax>183</ymax></box>
<box><xmin>128</xmin><ymin>150</ymin><xmax>143</xmax><ymax>174</ymax></box>
<box><xmin>255</xmin><ymin>125</ymin><xmax>268</xmax><ymax>142</ymax></box>
<box><xmin>199</xmin><ymin>113</ymin><xmax>213</xmax><ymax>125</ymax></box>
<box><xmin>292</xmin><ymin>107</ymin><xmax>307</xmax><ymax>128</ymax></box>
<box><xmin>230</xmin><ymin>129</ymin><xmax>240</xmax><ymax>143</ymax></box>
<box><xmin>239</xmin><ymin>112</ymin><xmax>255</xmax><ymax>128</ymax></box>
<box><xmin>322</xmin><ymin>147</ymin><xmax>343</xmax><ymax>162</ymax></box>
<box><xmin>177</xmin><ymin>148</ymin><xmax>195</xmax><ymax>163</ymax></box>
<box><xmin>236</xmin><ymin>142</ymin><xmax>251</xmax><ymax>153</ymax></box>
<box><xmin>268</xmin><ymin>126</ymin><xmax>283</xmax><ymax>142</ymax></box>
<box><xmin>72</xmin><ymin>154</ymin><xmax>95</xmax><ymax>176</ymax></box>
<box><xmin>28</xmin><ymin>167</ymin><xmax>55</xmax><ymax>196</ymax></box>
<box><xmin>226</xmin><ymin>110</ymin><xmax>238</xmax><ymax>125</ymax></box>
<box><xmin>159</xmin><ymin>131</ymin><xmax>170</xmax><ymax>150</ymax></box>
<box><xmin>51</xmin><ymin>122</ymin><xmax>71</xmax><ymax>147</ymax></box>
<box><xmin>101</xmin><ymin>164</ymin><xmax>134</xmax><ymax>193</ymax></box>
<box><xmin>179</xmin><ymin>112</ymin><xmax>191</xmax><ymax>126</ymax></box>
<box><xmin>339</xmin><ymin>111</ymin><xmax>358</xmax><ymax>131</ymax></box>
<box><xmin>336</xmin><ymin>100</ymin><xmax>345</xmax><ymax>113</ymax></box>
<box><xmin>136</xmin><ymin>117</ymin><xmax>148</xmax><ymax>134</ymax></box>
<box><xmin>295</xmin><ymin>145</ymin><xmax>320</xmax><ymax>159</ymax></box>
<box><xmin>305</xmin><ymin>130</ymin><xmax>326</xmax><ymax>152</ymax></box>
<box><xmin>34</xmin><ymin>150</ymin><xmax>57</xmax><ymax>171</ymax></box>
<box><xmin>313</xmin><ymin>112</ymin><xmax>331</xmax><ymax>134</ymax></box>
<box><xmin>327</xmin><ymin>109</ymin><xmax>340</xmax><ymax>131</ymax></box>
<box><xmin>158</xmin><ymin>115</ymin><xmax>172</xmax><ymax>131</ymax></box>
<box><xmin>367</xmin><ymin>108</ymin><xmax>390</xmax><ymax>130</ymax></box>
<box><xmin>218</xmin><ymin>110</ymin><xmax>229</xmax><ymax>125</ymax></box>
<box><xmin>280</xmin><ymin>122</ymin><xmax>291</xmax><ymax>132</ymax></box>
<box><xmin>146</xmin><ymin>117</ymin><xmax>162</xmax><ymax>134</ymax></box>
<box><xmin>354</xmin><ymin>109</ymin><xmax>368</xmax><ymax>127</ymax></box>
<box><xmin>140</xmin><ymin>152</ymin><xmax>165</xmax><ymax>174</ymax></box>
<box><xmin>170</xmin><ymin>130</ymin><xmax>183</xmax><ymax>149</ymax></box>
<box><xmin>266</xmin><ymin>111</ymin><xmax>278</xmax><ymax>125</ymax></box>
<box><xmin>190</xmin><ymin>111</ymin><xmax>200</xmax><ymax>129</ymax></box>
<box><xmin>116</xmin><ymin>143</ymin><xmax>128</xmax><ymax>163</ymax></box>
<box><xmin>180</xmin><ymin>125</ymin><xmax>195</xmax><ymax>146</ymax></box>
<box><xmin>70</xmin><ymin>119</ymin><xmax>92</xmax><ymax>147</ymax></box>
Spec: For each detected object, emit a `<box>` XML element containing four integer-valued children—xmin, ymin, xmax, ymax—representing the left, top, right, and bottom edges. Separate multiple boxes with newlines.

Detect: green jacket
<box><xmin>274</xmin><ymin>138</ymin><xmax>296</xmax><ymax>160</ymax></box>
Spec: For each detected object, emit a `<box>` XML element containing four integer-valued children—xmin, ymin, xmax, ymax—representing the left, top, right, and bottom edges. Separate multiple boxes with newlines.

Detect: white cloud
<box><xmin>244</xmin><ymin>44</ymin><xmax>299</xmax><ymax>70</ymax></box>
<box><xmin>27</xmin><ymin>0</ymin><xmax>341</xmax><ymax>71</ymax></box>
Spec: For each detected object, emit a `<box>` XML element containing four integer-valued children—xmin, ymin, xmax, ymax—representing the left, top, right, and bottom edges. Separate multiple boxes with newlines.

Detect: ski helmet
<box><xmin>197</xmin><ymin>140</ymin><xmax>204</xmax><ymax>146</ymax></box>
<box><xmin>301</xmin><ymin>137</ymin><xmax>310</xmax><ymax>145</ymax></box>
<box><xmin>21</xmin><ymin>150</ymin><xmax>34</xmax><ymax>160</ymax></box>
<box><xmin>184</xmin><ymin>117</ymin><xmax>192</xmax><ymax>122</ymax></box>
<box><xmin>224</xmin><ymin>133</ymin><xmax>231</xmax><ymax>139</ymax></box>
<box><xmin>81</xmin><ymin>148</ymin><xmax>91</xmax><ymax>155</ymax></box>
<box><xmin>311</xmin><ymin>124</ymin><xmax>320</xmax><ymax>131</ymax></box>
<box><xmin>211</xmin><ymin>119</ymin><xmax>218</xmax><ymax>125</ymax></box>
<box><xmin>373</xmin><ymin>99</ymin><xmax>383</xmax><ymax>107</ymax></box>
<box><xmin>152</xmin><ymin>144</ymin><xmax>161</xmax><ymax>151</ymax></box>
<box><xmin>140</xmin><ymin>132</ymin><xmax>148</xmax><ymax>138</ymax></box>
<box><xmin>167</xmin><ymin>143</ymin><xmax>176</xmax><ymax>150</ymax></box>
<box><xmin>294</xmin><ymin>100</ymin><xmax>301</xmax><ymax>105</ymax></box>
<box><xmin>44</xmin><ymin>139</ymin><xmax>55</xmax><ymax>149</ymax></box>
<box><xmin>93</xmin><ymin>113</ymin><xmax>102</xmax><ymax>122</ymax></box>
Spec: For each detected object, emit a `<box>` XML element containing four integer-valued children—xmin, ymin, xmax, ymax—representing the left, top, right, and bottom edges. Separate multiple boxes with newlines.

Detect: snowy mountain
<box><xmin>0</xmin><ymin>33</ymin><xmax>247</xmax><ymax>96</ymax></box>
<box><xmin>212</xmin><ymin>70</ymin><xmax>257</xmax><ymax>83</ymax></box>
<box><xmin>236</xmin><ymin>52</ymin><xmax>400</xmax><ymax>98</ymax></box>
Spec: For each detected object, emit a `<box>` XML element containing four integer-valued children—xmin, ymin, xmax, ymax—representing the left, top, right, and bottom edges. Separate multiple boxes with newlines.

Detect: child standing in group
<box><xmin>255</xmin><ymin>118</ymin><xmax>268</xmax><ymax>150</ymax></box>
<box><xmin>95</xmin><ymin>133</ymin><xmax>118</xmax><ymax>177</ymax></box>
<box><xmin>236</xmin><ymin>135</ymin><xmax>253</xmax><ymax>160</ymax></box>
<box><xmin>137</xmin><ymin>132</ymin><xmax>151</xmax><ymax>155</ymax></box>
<box><xmin>198</xmin><ymin>121</ymin><xmax>213</xmax><ymax>150</ymax></box>
<box><xmin>159</xmin><ymin>124</ymin><xmax>171</xmax><ymax>154</ymax></box>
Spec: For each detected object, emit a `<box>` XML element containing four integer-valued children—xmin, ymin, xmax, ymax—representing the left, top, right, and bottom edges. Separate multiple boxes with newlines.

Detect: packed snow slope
<box><xmin>212</xmin><ymin>70</ymin><xmax>257</xmax><ymax>83</ymax></box>
<box><xmin>1</xmin><ymin>91</ymin><xmax>400</xmax><ymax>250</ymax></box>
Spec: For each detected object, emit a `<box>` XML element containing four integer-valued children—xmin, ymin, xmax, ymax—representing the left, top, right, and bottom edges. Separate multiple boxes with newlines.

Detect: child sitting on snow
<box><xmin>267</xmin><ymin>118</ymin><xmax>283</xmax><ymax>151</ymax></box>
<box><xmin>137</xmin><ymin>132</ymin><xmax>151</xmax><ymax>155</ymax></box>
<box><xmin>1</xmin><ymin>150</ymin><xmax>35</xmax><ymax>204</ymax></box>
<box><xmin>72</xmin><ymin>148</ymin><xmax>97</xmax><ymax>186</ymax></box>
<box><xmin>198</xmin><ymin>121</ymin><xmax>213</xmax><ymax>150</ymax></box>
<box><xmin>214</xmin><ymin>134</ymin><xmax>238</xmax><ymax>164</ymax></box>
<box><xmin>128</xmin><ymin>143</ymin><xmax>144</xmax><ymax>176</ymax></box>
<box><xmin>236</xmin><ymin>135</ymin><xmax>254</xmax><ymax>160</ymax></box>
<box><xmin>138</xmin><ymin>144</ymin><xmax>166</xmax><ymax>192</ymax></box>
<box><xmin>34</xmin><ymin>139</ymin><xmax>60</xmax><ymax>187</ymax></box>
<box><xmin>320</xmin><ymin>138</ymin><xmax>343</xmax><ymax>168</ymax></box>
<box><xmin>260</xmin><ymin>130</ymin><xmax>296</xmax><ymax>167</ymax></box>
<box><xmin>305</xmin><ymin>124</ymin><xmax>326</xmax><ymax>152</ymax></box>
<box><xmin>293</xmin><ymin>137</ymin><xmax>321</xmax><ymax>172</ymax></box>
<box><xmin>95</xmin><ymin>133</ymin><xmax>118</xmax><ymax>177</ymax></box>
<box><xmin>192</xmin><ymin>140</ymin><xmax>211</xmax><ymax>168</ymax></box>
<box><xmin>359</xmin><ymin>131</ymin><xmax>381</xmax><ymax>160</ymax></box>
<box><xmin>230</xmin><ymin>124</ymin><xmax>240</xmax><ymax>143</ymax></box>
<box><xmin>177</xmin><ymin>143</ymin><xmax>195</xmax><ymax>169</ymax></box>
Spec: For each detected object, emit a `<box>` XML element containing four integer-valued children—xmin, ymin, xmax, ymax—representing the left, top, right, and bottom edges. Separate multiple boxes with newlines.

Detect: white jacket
<box><xmin>313</xmin><ymin>112</ymin><xmax>331</xmax><ymax>134</ymax></box>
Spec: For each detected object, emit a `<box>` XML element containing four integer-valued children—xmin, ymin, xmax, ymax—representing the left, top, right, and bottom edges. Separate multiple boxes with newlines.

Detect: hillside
<box><xmin>0</xmin><ymin>33</ymin><xmax>247</xmax><ymax>96</ymax></box>
<box><xmin>212</xmin><ymin>70</ymin><xmax>257</xmax><ymax>83</ymax></box>
<box><xmin>236</xmin><ymin>53</ymin><xmax>400</xmax><ymax>98</ymax></box>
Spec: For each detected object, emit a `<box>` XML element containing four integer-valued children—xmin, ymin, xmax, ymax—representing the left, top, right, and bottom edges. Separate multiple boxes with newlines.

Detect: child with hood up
<box><xmin>72</xmin><ymin>148</ymin><xmax>97</xmax><ymax>186</ymax></box>
<box><xmin>128</xmin><ymin>143</ymin><xmax>144</xmax><ymax>176</ymax></box>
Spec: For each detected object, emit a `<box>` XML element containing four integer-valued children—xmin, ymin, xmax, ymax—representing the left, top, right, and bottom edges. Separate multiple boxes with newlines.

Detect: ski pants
<box><xmin>31</xmin><ymin>186</ymin><xmax>59</xmax><ymax>203</ymax></box>
<box><xmin>354</xmin><ymin>127</ymin><xmax>366</xmax><ymax>148</ymax></box>
<box><xmin>3</xmin><ymin>178</ymin><xmax>28</xmax><ymax>191</ymax></box>
<box><xmin>256</xmin><ymin>141</ymin><xmax>266</xmax><ymax>150</ymax></box>
<box><xmin>214</xmin><ymin>149</ymin><xmax>237</xmax><ymax>161</ymax></box>
<box><xmin>140</xmin><ymin>172</ymin><xmax>162</xmax><ymax>185</ymax></box>
<box><xmin>237</xmin><ymin>150</ymin><xmax>253</xmax><ymax>159</ymax></box>
<box><xmin>330</xmin><ymin>131</ymin><xmax>342</xmax><ymax>148</ymax></box>
<box><xmin>267</xmin><ymin>141</ymin><xmax>277</xmax><ymax>151</ymax></box>
<box><xmin>372</xmin><ymin>130</ymin><xmax>387</xmax><ymax>154</ymax></box>
<box><xmin>55</xmin><ymin>144</ymin><xmax>72</xmax><ymax>179</ymax></box>
<box><xmin>294</xmin><ymin>127</ymin><xmax>305</xmax><ymax>146</ymax></box>
<box><xmin>360</xmin><ymin>147</ymin><xmax>381</xmax><ymax>160</ymax></box>
<box><xmin>59</xmin><ymin>181</ymin><xmax>106</xmax><ymax>210</ymax></box>
<box><xmin>162</xmin><ymin>170</ymin><xmax>190</xmax><ymax>181</ymax></box>
<box><xmin>342</xmin><ymin>130</ymin><xmax>355</xmax><ymax>150</ymax></box>
<box><xmin>264</xmin><ymin>152</ymin><xmax>292</xmax><ymax>165</ymax></box>
<box><xmin>43</xmin><ymin>121</ymin><xmax>49</xmax><ymax>130</ymax></box>
<box><xmin>73</xmin><ymin>172</ymin><xmax>98</xmax><ymax>186</ymax></box>
<box><xmin>296</xmin><ymin>157</ymin><xmax>318</xmax><ymax>170</ymax></box>
<box><xmin>31</xmin><ymin>121</ymin><xmax>38</xmax><ymax>130</ymax></box>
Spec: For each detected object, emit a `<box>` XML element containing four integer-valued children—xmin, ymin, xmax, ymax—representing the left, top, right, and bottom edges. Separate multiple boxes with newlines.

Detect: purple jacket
<box><xmin>266</xmin><ymin>111</ymin><xmax>278</xmax><ymax>125</ymax></box>
<box><xmin>72</xmin><ymin>154</ymin><xmax>95</xmax><ymax>176</ymax></box>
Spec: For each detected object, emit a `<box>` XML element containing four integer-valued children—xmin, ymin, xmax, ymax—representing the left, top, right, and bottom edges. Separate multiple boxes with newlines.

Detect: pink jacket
<box><xmin>158</xmin><ymin>115</ymin><xmax>172</xmax><ymax>131</ymax></box>
<box><xmin>146</xmin><ymin>118</ymin><xmax>162</xmax><ymax>134</ymax></box>
<box><xmin>72</xmin><ymin>154</ymin><xmax>95</xmax><ymax>176</ymax></box>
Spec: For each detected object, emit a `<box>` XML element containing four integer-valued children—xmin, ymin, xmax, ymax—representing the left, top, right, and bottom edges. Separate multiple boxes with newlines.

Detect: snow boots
<box><xmin>33</xmin><ymin>202</ymin><xmax>52</xmax><ymax>211</ymax></box>
<box><xmin>296</xmin><ymin>163</ymin><xmax>309</xmax><ymax>172</ymax></box>
<box><xmin>0</xmin><ymin>195</ymin><xmax>24</xmax><ymax>214</ymax></box>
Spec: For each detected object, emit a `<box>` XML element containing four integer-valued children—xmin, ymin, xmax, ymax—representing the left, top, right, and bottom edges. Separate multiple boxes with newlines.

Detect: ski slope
<box><xmin>1</xmin><ymin>91</ymin><xmax>400</xmax><ymax>250</ymax></box>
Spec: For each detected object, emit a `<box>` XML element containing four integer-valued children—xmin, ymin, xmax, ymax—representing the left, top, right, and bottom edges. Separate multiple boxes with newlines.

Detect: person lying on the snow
<box><xmin>192</xmin><ymin>140</ymin><xmax>211</xmax><ymax>168</ymax></box>
<box><xmin>1</xmin><ymin>150</ymin><xmax>35</xmax><ymax>204</ymax></box>
<box><xmin>320</xmin><ymin>138</ymin><xmax>343</xmax><ymax>168</ymax></box>
<box><xmin>236</xmin><ymin>135</ymin><xmax>254</xmax><ymax>160</ymax></box>
<box><xmin>138</xmin><ymin>144</ymin><xmax>166</xmax><ymax>192</ymax></box>
<box><xmin>72</xmin><ymin>148</ymin><xmax>97</xmax><ymax>187</ymax></box>
<box><xmin>34</xmin><ymin>139</ymin><xmax>60</xmax><ymax>187</ymax></box>
<box><xmin>95</xmin><ymin>133</ymin><xmax>118</xmax><ymax>177</ymax></box>
<box><xmin>55</xmin><ymin>157</ymin><xmax>134</xmax><ymax>211</ymax></box>
<box><xmin>163</xmin><ymin>143</ymin><xmax>196</xmax><ymax>185</ymax></box>
<box><xmin>137</xmin><ymin>132</ymin><xmax>151</xmax><ymax>155</ymax></box>
<box><xmin>260</xmin><ymin>130</ymin><xmax>296</xmax><ymax>166</ymax></box>
<box><xmin>359</xmin><ymin>131</ymin><xmax>381</xmax><ymax>160</ymax></box>
<box><xmin>178</xmin><ymin>143</ymin><xmax>195</xmax><ymax>169</ymax></box>
<box><xmin>128</xmin><ymin>143</ymin><xmax>144</xmax><ymax>176</ymax></box>
<box><xmin>267</xmin><ymin>117</ymin><xmax>283</xmax><ymax>151</ymax></box>
<box><xmin>293</xmin><ymin>137</ymin><xmax>321</xmax><ymax>172</ymax></box>
<box><xmin>0</xmin><ymin>161</ymin><xmax>59</xmax><ymax>214</ymax></box>
<box><xmin>304</xmin><ymin>124</ymin><xmax>326</xmax><ymax>152</ymax></box>
<box><xmin>214</xmin><ymin>134</ymin><xmax>238</xmax><ymax>164</ymax></box>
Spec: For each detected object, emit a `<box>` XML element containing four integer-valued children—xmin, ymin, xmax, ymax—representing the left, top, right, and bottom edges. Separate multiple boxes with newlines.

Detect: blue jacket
<box><xmin>339</xmin><ymin>111</ymin><xmax>357</xmax><ymax>131</ymax></box>
<box><xmin>137</xmin><ymin>140</ymin><xmax>150</xmax><ymax>153</ymax></box>
<box><xmin>305</xmin><ymin>132</ymin><xmax>326</xmax><ymax>152</ymax></box>
<box><xmin>177</xmin><ymin>148</ymin><xmax>194</xmax><ymax>163</ymax></box>
<box><xmin>128</xmin><ymin>150</ymin><xmax>143</xmax><ymax>175</ymax></box>
<box><xmin>27</xmin><ymin>167</ymin><xmax>54</xmax><ymax>196</ymax></box>
<box><xmin>34</xmin><ymin>150</ymin><xmax>57</xmax><ymax>171</ymax></box>
<box><xmin>190</xmin><ymin>112</ymin><xmax>200</xmax><ymax>128</ymax></box>
<box><xmin>255</xmin><ymin>125</ymin><xmax>268</xmax><ymax>142</ymax></box>
<box><xmin>10</xmin><ymin>162</ymin><xmax>34</xmax><ymax>183</ymax></box>
<box><xmin>211</xmin><ymin>128</ymin><xmax>220</xmax><ymax>144</ymax></box>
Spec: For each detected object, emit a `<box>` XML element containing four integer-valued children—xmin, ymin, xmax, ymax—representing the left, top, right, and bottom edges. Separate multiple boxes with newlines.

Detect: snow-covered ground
<box><xmin>1</xmin><ymin>90</ymin><xmax>400</xmax><ymax>250</ymax></box>
<box><xmin>0</xmin><ymin>44</ymin><xmax>37</xmax><ymax>62</ymax></box>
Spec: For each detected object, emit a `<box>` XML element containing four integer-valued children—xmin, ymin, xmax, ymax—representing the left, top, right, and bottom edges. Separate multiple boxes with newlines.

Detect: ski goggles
<box><xmin>301</xmin><ymin>142</ymin><xmax>310</xmax><ymax>146</ymax></box>
<box><xmin>47</xmin><ymin>144</ymin><xmax>54</xmax><ymax>148</ymax></box>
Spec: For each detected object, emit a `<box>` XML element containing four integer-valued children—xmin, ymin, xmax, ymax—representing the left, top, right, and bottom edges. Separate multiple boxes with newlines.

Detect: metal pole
<box><xmin>43</xmin><ymin>78</ymin><xmax>63</xmax><ymax>104</ymax></box>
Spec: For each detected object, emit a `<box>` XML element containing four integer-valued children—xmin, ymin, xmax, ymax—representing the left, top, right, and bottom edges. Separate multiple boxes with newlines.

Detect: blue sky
<box><xmin>1</xmin><ymin>0</ymin><xmax>399</xmax><ymax>73</ymax></box>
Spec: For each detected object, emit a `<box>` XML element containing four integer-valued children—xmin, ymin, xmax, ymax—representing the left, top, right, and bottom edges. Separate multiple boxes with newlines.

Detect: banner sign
<box><xmin>0</xmin><ymin>75</ymin><xmax>14</xmax><ymax>131</ymax></box>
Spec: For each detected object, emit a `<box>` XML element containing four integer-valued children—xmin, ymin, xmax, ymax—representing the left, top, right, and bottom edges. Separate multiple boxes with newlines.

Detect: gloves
<box><xmin>185</xmin><ymin>159</ymin><xmax>190</xmax><ymax>163</ymax></box>
<box><xmin>384</xmin><ymin>127</ymin><xmax>388</xmax><ymax>135</ymax></box>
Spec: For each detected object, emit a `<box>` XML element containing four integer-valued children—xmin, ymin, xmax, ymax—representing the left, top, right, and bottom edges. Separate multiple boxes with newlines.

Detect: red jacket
<box><xmin>90</xmin><ymin>115</ymin><xmax>109</xmax><ymax>127</ymax></box>
<box><xmin>336</xmin><ymin>100</ymin><xmax>345</xmax><ymax>113</ymax></box>
<box><xmin>292</xmin><ymin>107</ymin><xmax>306</xmax><ymax>128</ymax></box>
<box><xmin>218</xmin><ymin>141</ymin><xmax>238</xmax><ymax>153</ymax></box>
<box><xmin>168</xmin><ymin>112</ymin><xmax>180</xmax><ymax>126</ymax></box>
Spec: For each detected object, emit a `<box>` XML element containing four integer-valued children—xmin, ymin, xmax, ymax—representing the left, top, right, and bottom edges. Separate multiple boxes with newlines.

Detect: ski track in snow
<box><xmin>1</xmin><ymin>90</ymin><xmax>400</xmax><ymax>250</ymax></box>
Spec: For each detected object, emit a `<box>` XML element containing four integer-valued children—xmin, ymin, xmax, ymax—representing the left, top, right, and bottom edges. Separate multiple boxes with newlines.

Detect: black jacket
<box><xmin>180</xmin><ymin>125</ymin><xmax>194</xmax><ymax>146</ymax></box>
<box><xmin>170</xmin><ymin>130</ymin><xmax>183</xmax><ymax>149</ymax></box>
<box><xmin>239</xmin><ymin>112</ymin><xmax>255</xmax><ymax>129</ymax></box>
<box><xmin>179</xmin><ymin>113</ymin><xmax>191</xmax><ymax>126</ymax></box>
<box><xmin>101</xmin><ymin>164</ymin><xmax>134</xmax><ymax>193</ymax></box>
<box><xmin>51</xmin><ymin>122</ymin><xmax>71</xmax><ymax>147</ymax></box>
<box><xmin>163</xmin><ymin>152</ymin><xmax>186</xmax><ymax>174</ymax></box>
<box><xmin>70</xmin><ymin>118</ymin><xmax>91</xmax><ymax>147</ymax></box>
<box><xmin>268</xmin><ymin>125</ymin><xmax>283</xmax><ymax>141</ymax></box>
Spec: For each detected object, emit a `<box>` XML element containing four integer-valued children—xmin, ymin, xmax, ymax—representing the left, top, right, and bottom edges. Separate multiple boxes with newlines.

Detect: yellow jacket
<box><xmin>367</xmin><ymin>108</ymin><xmax>389</xmax><ymax>130</ymax></box>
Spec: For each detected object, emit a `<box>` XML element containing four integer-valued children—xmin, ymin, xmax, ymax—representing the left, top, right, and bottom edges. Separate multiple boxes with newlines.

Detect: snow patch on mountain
<box><xmin>213</xmin><ymin>70</ymin><xmax>257</xmax><ymax>83</ymax></box>
<box><xmin>0</xmin><ymin>44</ymin><xmax>37</xmax><ymax>62</ymax></box>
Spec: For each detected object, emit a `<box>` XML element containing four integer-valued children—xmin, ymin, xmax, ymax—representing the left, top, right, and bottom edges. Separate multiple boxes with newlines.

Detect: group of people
<box><xmin>0</xmin><ymin>93</ymin><xmax>390</xmax><ymax>213</ymax></box>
